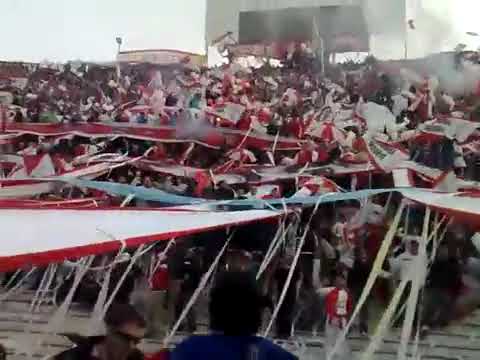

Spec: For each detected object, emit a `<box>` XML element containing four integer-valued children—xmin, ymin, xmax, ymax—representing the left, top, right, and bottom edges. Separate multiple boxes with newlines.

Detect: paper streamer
<box><xmin>88</xmin><ymin>258</ymin><xmax>114</xmax><ymax>334</ymax></box>
<box><xmin>361</xmin><ymin>279</ymin><xmax>409</xmax><ymax>360</ymax></box>
<box><xmin>264</xmin><ymin>194</ymin><xmax>325</xmax><ymax>337</ymax></box>
<box><xmin>44</xmin><ymin>256</ymin><xmax>94</xmax><ymax>333</ymax></box>
<box><xmin>163</xmin><ymin>230</ymin><xmax>235</xmax><ymax>347</ymax></box>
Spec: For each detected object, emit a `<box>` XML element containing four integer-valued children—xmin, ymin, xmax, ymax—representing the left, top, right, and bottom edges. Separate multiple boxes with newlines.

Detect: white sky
<box><xmin>0</xmin><ymin>0</ymin><xmax>207</xmax><ymax>63</ymax></box>
<box><xmin>0</xmin><ymin>0</ymin><xmax>479</xmax><ymax>63</ymax></box>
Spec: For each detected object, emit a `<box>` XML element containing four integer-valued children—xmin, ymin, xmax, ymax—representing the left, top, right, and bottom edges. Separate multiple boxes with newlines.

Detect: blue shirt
<box><xmin>171</xmin><ymin>334</ymin><xmax>297</xmax><ymax>360</ymax></box>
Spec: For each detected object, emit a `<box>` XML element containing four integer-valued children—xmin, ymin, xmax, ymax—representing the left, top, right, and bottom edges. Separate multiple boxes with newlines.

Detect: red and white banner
<box><xmin>365</xmin><ymin>138</ymin><xmax>409</xmax><ymax>172</ymax></box>
<box><xmin>9</xmin><ymin>154</ymin><xmax>56</xmax><ymax>179</ymax></box>
<box><xmin>6</xmin><ymin>122</ymin><xmax>301</xmax><ymax>151</ymax></box>
<box><xmin>295</xmin><ymin>176</ymin><xmax>340</xmax><ymax>197</ymax></box>
<box><xmin>0</xmin><ymin>179</ymin><xmax>56</xmax><ymax>199</ymax></box>
<box><xmin>0</xmin><ymin>207</ymin><xmax>280</xmax><ymax>271</ymax></box>
<box><xmin>205</xmin><ymin>102</ymin><xmax>246</xmax><ymax>125</ymax></box>
<box><xmin>419</xmin><ymin>117</ymin><xmax>480</xmax><ymax>143</ymax></box>
<box><xmin>0</xmin><ymin>198</ymin><xmax>105</xmax><ymax>209</ymax></box>
<box><xmin>0</xmin><ymin>133</ymin><xmax>19</xmax><ymax>144</ymax></box>
<box><xmin>306</xmin><ymin>121</ymin><xmax>346</xmax><ymax>144</ymax></box>
<box><xmin>403</xmin><ymin>190</ymin><xmax>480</xmax><ymax>227</ymax></box>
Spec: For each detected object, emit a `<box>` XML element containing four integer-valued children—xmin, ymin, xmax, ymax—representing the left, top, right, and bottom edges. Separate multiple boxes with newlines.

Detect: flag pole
<box><xmin>115</xmin><ymin>37</ymin><xmax>123</xmax><ymax>82</ymax></box>
<box><xmin>405</xmin><ymin>22</ymin><xmax>409</xmax><ymax>59</ymax></box>
<box><xmin>313</xmin><ymin>16</ymin><xmax>325</xmax><ymax>74</ymax></box>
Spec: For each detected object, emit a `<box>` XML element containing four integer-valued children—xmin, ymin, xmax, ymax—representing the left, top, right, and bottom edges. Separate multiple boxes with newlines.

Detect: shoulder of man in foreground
<box><xmin>53</xmin><ymin>345</ymin><xmax>88</xmax><ymax>360</ymax></box>
<box><xmin>172</xmin><ymin>335</ymin><xmax>297</xmax><ymax>359</ymax></box>
<box><xmin>258</xmin><ymin>338</ymin><xmax>298</xmax><ymax>360</ymax></box>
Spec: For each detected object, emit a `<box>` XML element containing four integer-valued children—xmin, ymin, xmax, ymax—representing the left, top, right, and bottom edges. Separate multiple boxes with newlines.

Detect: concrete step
<box><xmin>2</xmin><ymin>293</ymin><xmax>480</xmax><ymax>360</ymax></box>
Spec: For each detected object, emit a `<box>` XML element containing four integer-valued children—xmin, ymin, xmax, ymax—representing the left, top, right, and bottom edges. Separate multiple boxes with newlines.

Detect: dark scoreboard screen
<box><xmin>238</xmin><ymin>6</ymin><xmax>369</xmax><ymax>52</ymax></box>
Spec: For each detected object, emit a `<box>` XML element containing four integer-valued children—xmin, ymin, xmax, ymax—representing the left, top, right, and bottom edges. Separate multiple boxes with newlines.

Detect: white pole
<box><xmin>320</xmin><ymin>37</ymin><xmax>325</xmax><ymax>75</ymax></box>
<box><xmin>116</xmin><ymin>37</ymin><xmax>122</xmax><ymax>81</ymax></box>
<box><xmin>313</xmin><ymin>16</ymin><xmax>325</xmax><ymax>75</ymax></box>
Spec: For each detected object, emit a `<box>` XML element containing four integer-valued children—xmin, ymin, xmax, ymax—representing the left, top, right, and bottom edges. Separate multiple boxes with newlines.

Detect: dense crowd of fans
<box><xmin>2</xmin><ymin>45</ymin><xmax>480</xmax><ymax>360</ymax></box>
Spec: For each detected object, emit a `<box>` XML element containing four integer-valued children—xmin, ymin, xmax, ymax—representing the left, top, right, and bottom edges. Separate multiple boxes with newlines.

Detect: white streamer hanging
<box><xmin>3</xmin><ymin>269</ymin><xmax>22</xmax><ymax>290</ymax></box>
<box><xmin>99</xmin><ymin>243</ymin><xmax>156</xmax><ymax>320</ymax></box>
<box><xmin>88</xmin><ymin>258</ymin><xmax>115</xmax><ymax>334</ymax></box>
<box><xmin>44</xmin><ymin>256</ymin><xmax>95</xmax><ymax>334</ymax></box>
<box><xmin>30</xmin><ymin>264</ymin><xmax>58</xmax><ymax>313</ymax></box>
<box><xmin>257</xmin><ymin>220</ymin><xmax>288</xmax><ymax>280</ymax></box>
<box><xmin>163</xmin><ymin>230</ymin><xmax>235</xmax><ymax>347</ymax></box>
<box><xmin>264</xmin><ymin>194</ymin><xmax>326</xmax><ymax>337</ymax></box>
<box><xmin>0</xmin><ymin>268</ymin><xmax>37</xmax><ymax>304</ymax></box>
<box><xmin>361</xmin><ymin>278</ymin><xmax>409</xmax><ymax>360</ymax></box>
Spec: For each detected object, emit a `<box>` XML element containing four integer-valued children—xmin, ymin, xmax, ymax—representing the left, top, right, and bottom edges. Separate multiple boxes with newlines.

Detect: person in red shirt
<box><xmin>318</xmin><ymin>272</ymin><xmax>353</xmax><ymax>360</ymax></box>
<box><xmin>193</xmin><ymin>171</ymin><xmax>211</xmax><ymax>197</ymax></box>
<box><xmin>294</xmin><ymin>141</ymin><xmax>329</xmax><ymax>166</ymax></box>
<box><xmin>145</xmin><ymin>262</ymin><xmax>170</xmax><ymax>336</ymax></box>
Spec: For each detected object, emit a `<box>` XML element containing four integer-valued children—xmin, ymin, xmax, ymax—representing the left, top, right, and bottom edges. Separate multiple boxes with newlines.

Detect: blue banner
<box><xmin>59</xmin><ymin>178</ymin><xmax>422</xmax><ymax>210</ymax></box>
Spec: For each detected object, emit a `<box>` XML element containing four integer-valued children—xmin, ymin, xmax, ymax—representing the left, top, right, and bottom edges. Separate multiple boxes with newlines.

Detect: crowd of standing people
<box><xmin>2</xmin><ymin>44</ymin><xmax>480</xmax><ymax>360</ymax></box>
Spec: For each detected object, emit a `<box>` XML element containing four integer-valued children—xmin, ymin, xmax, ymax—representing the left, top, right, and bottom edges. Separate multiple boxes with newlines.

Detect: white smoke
<box><xmin>437</xmin><ymin>59</ymin><xmax>480</xmax><ymax>96</ymax></box>
<box><xmin>175</xmin><ymin>109</ymin><xmax>216</xmax><ymax>140</ymax></box>
<box><xmin>363</xmin><ymin>0</ymin><xmax>459</xmax><ymax>59</ymax></box>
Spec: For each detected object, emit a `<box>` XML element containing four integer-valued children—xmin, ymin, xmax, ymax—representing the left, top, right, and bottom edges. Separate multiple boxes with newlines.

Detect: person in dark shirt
<box><xmin>274</xmin><ymin>256</ymin><xmax>300</xmax><ymax>339</ymax></box>
<box><xmin>54</xmin><ymin>304</ymin><xmax>146</xmax><ymax>360</ymax></box>
<box><xmin>172</xmin><ymin>271</ymin><xmax>297</xmax><ymax>360</ymax></box>
<box><xmin>422</xmin><ymin>245</ymin><xmax>462</xmax><ymax>334</ymax></box>
<box><xmin>348</xmin><ymin>247</ymin><xmax>372</xmax><ymax>335</ymax></box>
<box><xmin>175</xmin><ymin>248</ymin><xmax>202</xmax><ymax>333</ymax></box>
<box><xmin>165</xmin><ymin>94</ymin><xmax>178</xmax><ymax>107</ymax></box>
<box><xmin>0</xmin><ymin>343</ymin><xmax>6</xmax><ymax>360</ymax></box>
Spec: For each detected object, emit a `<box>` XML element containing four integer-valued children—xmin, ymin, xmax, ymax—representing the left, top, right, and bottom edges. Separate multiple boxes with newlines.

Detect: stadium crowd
<box><xmin>2</xmin><ymin>44</ymin><xmax>480</xmax><ymax>360</ymax></box>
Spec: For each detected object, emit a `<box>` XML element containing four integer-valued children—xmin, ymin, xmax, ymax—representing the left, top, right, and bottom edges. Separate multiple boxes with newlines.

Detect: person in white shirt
<box><xmin>389</xmin><ymin>237</ymin><xmax>427</xmax><ymax>285</ymax></box>
<box><xmin>453</xmin><ymin>140</ymin><xmax>467</xmax><ymax>175</ymax></box>
<box><xmin>441</xmin><ymin>91</ymin><xmax>455</xmax><ymax>112</ymax></box>
<box><xmin>389</xmin><ymin>237</ymin><xmax>427</xmax><ymax>327</ymax></box>
<box><xmin>391</xmin><ymin>93</ymin><xmax>409</xmax><ymax>118</ymax></box>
